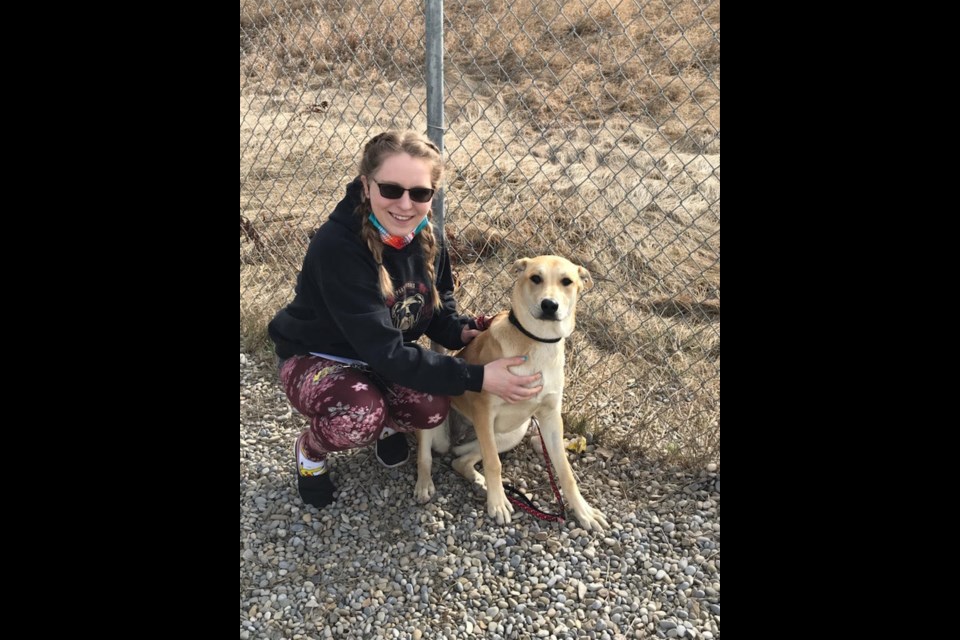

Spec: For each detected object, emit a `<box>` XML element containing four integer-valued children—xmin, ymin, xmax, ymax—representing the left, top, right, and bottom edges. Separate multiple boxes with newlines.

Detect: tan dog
<box><xmin>415</xmin><ymin>255</ymin><xmax>608</xmax><ymax>531</ymax></box>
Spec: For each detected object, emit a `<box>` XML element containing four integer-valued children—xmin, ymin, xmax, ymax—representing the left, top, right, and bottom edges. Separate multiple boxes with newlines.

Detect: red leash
<box><xmin>503</xmin><ymin>417</ymin><xmax>566</xmax><ymax>523</ymax></box>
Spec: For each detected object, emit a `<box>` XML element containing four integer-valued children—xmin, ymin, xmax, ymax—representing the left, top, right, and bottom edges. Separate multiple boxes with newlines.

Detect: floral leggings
<box><xmin>279</xmin><ymin>355</ymin><xmax>450</xmax><ymax>461</ymax></box>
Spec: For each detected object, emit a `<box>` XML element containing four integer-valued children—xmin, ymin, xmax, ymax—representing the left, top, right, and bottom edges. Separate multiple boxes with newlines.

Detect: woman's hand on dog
<box><xmin>483</xmin><ymin>356</ymin><xmax>543</xmax><ymax>403</ymax></box>
<box><xmin>461</xmin><ymin>314</ymin><xmax>495</xmax><ymax>345</ymax></box>
<box><xmin>461</xmin><ymin>326</ymin><xmax>482</xmax><ymax>344</ymax></box>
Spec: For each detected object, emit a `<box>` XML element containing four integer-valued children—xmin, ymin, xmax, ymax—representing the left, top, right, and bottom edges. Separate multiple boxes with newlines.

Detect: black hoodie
<box><xmin>268</xmin><ymin>178</ymin><xmax>484</xmax><ymax>396</ymax></box>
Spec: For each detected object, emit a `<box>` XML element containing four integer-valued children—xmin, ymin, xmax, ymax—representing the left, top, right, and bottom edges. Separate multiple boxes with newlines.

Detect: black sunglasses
<box><xmin>370</xmin><ymin>178</ymin><xmax>435</xmax><ymax>203</ymax></box>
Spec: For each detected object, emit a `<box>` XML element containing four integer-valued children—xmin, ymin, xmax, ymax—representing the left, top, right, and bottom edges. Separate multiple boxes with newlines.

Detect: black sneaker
<box><xmin>295</xmin><ymin>434</ymin><xmax>336</xmax><ymax>509</ymax></box>
<box><xmin>376</xmin><ymin>429</ymin><xmax>409</xmax><ymax>468</ymax></box>
<box><xmin>297</xmin><ymin>472</ymin><xmax>336</xmax><ymax>509</ymax></box>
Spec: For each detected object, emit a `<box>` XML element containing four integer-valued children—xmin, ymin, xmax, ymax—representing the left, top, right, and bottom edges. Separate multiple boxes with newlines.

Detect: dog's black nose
<box><xmin>541</xmin><ymin>298</ymin><xmax>559</xmax><ymax>315</ymax></box>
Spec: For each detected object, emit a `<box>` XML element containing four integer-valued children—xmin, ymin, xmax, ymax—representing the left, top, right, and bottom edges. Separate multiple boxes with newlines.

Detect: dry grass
<box><xmin>241</xmin><ymin>0</ymin><xmax>719</xmax><ymax>138</ymax></box>
<box><xmin>240</xmin><ymin>0</ymin><xmax>720</xmax><ymax>467</ymax></box>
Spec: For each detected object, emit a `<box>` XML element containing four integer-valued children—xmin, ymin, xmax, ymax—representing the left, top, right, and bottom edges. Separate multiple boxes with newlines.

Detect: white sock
<box><xmin>298</xmin><ymin>440</ymin><xmax>327</xmax><ymax>477</ymax></box>
<box><xmin>380</xmin><ymin>426</ymin><xmax>398</xmax><ymax>440</ymax></box>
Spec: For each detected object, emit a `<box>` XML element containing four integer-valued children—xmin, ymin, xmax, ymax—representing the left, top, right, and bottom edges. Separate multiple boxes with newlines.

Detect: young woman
<box><xmin>269</xmin><ymin>130</ymin><xmax>542</xmax><ymax>508</ymax></box>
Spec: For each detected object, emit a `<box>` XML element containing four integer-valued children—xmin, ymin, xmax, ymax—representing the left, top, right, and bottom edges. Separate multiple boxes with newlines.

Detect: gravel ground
<box><xmin>241</xmin><ymin>352</ymin><xmax>720</xmax><ymax>639</ymax></box>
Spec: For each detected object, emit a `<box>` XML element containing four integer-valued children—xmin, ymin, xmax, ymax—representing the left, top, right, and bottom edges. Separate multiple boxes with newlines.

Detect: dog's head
<box><xmin>512</xmin><ymin>255</ymin><xmax>592</xmax><ymax>340</ymax></box>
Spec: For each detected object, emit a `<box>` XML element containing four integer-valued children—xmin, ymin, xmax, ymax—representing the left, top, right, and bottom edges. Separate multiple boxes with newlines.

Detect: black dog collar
<box><xmin>508</xmin><ymin>309</ymin><xmax>562</xmax><ymax>343</ymax></box>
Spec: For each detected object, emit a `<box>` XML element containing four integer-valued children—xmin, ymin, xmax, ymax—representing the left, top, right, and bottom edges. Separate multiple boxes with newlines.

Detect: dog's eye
<box><xmin>530</xmin><ymin>275</ymin><xmax>542</xmax><ymax>284</ymax></box>
<box><xmin>562</xmin><ymin>278</ymin><xmax>573</xmax><ymax>286</ymax></box>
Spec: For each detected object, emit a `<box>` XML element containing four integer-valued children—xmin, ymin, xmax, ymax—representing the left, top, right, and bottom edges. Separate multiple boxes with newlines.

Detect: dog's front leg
<box><xmin>538</xmin><ymin>410</ymin><xmax>609</xmax><ymax>531</ymax></box>
<box><xmin>414</xmin><ymin>428</ymin><xmax>436</xmax><ymax>503</ymax></box>
<box><xmin>476</xmin><ymin>405</ymin><xmax>514</xmax><ymax>524</ymax></box>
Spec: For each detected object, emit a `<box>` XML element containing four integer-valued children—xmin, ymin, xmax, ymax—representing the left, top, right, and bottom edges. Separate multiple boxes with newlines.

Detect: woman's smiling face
<box><xmin>361</xmin><ymin>152</ymin><xmax>434</xmax><ymax>237</ymax></box>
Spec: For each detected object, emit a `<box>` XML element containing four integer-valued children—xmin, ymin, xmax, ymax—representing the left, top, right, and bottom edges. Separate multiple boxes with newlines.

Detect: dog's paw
<box><xmin>453</xmin><ymin>458</ymin><xmax>487</xmax><ymax>492</ymax></box>
<box><xmin>573</xmin><ymin>504</ymin><xmax>609</xmax><ymax>531</ymax></box>
<box><xmin>471</xmin><ymin>475</ymin><xmax>488</xmax><ymax>493</ymax></box>
<box><xmin>414</xmin><ymin>477</ymin><xmax>436</xmax><ymax>503</ymax></box>
<box><xmin>487</xmin><ymin>492</ymin><xmax>515</xmax><ymax>525</ymax></box>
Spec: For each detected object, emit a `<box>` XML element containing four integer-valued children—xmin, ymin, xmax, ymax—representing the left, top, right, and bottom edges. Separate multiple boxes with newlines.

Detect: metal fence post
<box><xmin>425</xmin><ymin>0</ymin><xmax>445</xmax><ymax>238</ymax></box>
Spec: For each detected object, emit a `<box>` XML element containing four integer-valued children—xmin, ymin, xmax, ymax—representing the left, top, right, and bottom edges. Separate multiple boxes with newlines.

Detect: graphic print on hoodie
<box><xmin>389</xmin><ymin>281</ymin><xmax>433</xmax><ymax>334</ymax></box>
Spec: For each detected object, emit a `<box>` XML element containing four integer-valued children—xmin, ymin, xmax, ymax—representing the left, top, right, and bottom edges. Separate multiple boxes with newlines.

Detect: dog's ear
<box><xmin>578</xmin><ymin>265</ymin><xmax>593</xmax><ymax>291</ymax></box>
<box><xmin>513</xmin><ymin>258</ymin><xmax>530</xmax><ymax>274</ymax></box>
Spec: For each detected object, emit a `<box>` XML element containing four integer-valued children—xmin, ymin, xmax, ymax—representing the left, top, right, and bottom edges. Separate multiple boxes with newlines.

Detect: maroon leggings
<box><xmin>279</xmin><ymin>355</ymin><xmax>450</xmax><ymax>461</ymax></box>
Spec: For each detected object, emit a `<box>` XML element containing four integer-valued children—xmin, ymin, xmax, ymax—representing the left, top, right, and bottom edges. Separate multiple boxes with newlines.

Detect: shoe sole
<box><xmin>376</xmin><ymin>450</ymin><xmax>410</xmax><ymax>469</ymax></box>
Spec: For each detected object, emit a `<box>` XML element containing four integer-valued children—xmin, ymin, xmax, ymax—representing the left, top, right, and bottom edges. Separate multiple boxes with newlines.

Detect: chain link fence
<box><xmin>240</xmin><ymin>0</ymin><xmax>719</xmax><ymax>465</ymax></box>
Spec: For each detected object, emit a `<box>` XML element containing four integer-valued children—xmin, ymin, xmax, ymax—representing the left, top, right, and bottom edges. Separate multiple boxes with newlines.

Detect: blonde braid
<box><xmin>360</xmin><ymin>215</ymin><xmax>396</xmax><ymax>300</ymax></box>
<box><xmin>419</xmin><ymin>218</ymin><xmax>442</xmax><ymax>309</ymax></box>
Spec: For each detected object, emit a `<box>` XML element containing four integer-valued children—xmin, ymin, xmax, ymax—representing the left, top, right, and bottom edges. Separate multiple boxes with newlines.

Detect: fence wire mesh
<box><xmin>240</xmin><ymin>0</ymin><xmax>719</xmax><ymax>465</ymax></box>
